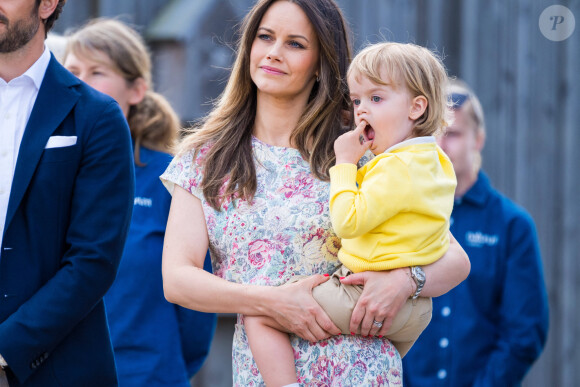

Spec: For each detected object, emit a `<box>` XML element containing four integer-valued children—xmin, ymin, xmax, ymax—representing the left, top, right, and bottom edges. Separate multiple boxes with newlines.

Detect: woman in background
<box><xmin>64</xmin><ymin>19</ymin><xmax>217</xmax><ymax>386</ymax></box>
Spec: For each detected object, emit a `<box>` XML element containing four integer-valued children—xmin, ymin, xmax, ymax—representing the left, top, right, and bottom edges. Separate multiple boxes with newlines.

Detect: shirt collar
<box><xmin>383</xmin><ymin>136</ymin><xmax>436</xmax><ymax>154</ymax></box>
<box><xmin>456</xmin><ymin>170</ymin><xmax>492</xmax><ymax>207</ymax></box>
<box><xmin>20</xmin><ymin>45</ymin><xmax>51</xmax><ymax>90</ymax></box>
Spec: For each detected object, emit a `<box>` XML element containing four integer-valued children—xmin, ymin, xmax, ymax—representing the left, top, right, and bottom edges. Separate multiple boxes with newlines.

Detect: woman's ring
<box><xmin>359</xmin><ymin>134</ymin><xmax>365</xmax><ymax>145</ymax></box>
<box><xmin>372</xmin><ymin>319</ymin><xmax>383</xmax><ymax>328</ymax></box>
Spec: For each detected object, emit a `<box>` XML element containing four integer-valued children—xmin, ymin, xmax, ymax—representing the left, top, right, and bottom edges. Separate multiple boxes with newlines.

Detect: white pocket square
<box><xmin>45</xmin><ymin>136</ymin><xmax>77</xmax><ymax>149</ymax></box>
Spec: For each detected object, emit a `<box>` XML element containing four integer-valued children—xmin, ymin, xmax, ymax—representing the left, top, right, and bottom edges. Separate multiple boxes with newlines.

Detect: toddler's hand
<box><xmin>334</xmin><ymin>120</ymin><xmax>372</xmax><ymax>165</ymax></box>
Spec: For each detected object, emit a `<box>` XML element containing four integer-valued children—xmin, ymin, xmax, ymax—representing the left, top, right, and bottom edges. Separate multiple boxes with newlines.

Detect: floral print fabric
<box><xmin>161</xmin><ymin>137</ymin><xmax>402</xmax><ymax>386</ymax></box>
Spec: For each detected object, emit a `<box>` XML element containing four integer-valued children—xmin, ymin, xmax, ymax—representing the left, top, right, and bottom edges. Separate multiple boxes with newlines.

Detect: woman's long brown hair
<box><xmin>178</xmin><ymin>0</ymin><xmax>352</xmax><ymax>210</ymax></box>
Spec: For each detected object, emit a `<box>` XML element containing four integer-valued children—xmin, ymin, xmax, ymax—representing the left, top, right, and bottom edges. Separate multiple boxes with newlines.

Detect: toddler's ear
<box><xmin>409</xmin><ymin>96</ymin><xmax>428</xmax><ymax>120</ymax></box>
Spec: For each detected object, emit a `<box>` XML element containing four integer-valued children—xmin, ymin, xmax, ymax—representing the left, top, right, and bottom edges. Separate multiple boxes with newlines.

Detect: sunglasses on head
<box><xmin>449</xmin><ymin>93</ymin><xmax>469</xmax><ymax>109</ymax></box>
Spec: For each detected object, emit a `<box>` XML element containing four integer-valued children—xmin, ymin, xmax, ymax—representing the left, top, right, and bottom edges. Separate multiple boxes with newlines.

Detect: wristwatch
<box><xmin>410</xmin><ymin>266</ymin><xmax>426</xmax><ymax>299</ymax></box>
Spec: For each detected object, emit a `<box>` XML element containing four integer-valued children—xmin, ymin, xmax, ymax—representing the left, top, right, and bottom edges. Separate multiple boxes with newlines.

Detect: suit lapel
<box><xmin>4</xmin><ymin>55</ymin><xmax>81</xmax><ymax>231</ymax></box>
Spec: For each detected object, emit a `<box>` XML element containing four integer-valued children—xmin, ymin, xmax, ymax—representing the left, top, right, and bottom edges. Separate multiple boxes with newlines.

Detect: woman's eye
<box><xmin>352</xmin><ymin>99</ymin><xmax>361</xmax><ymax>106</ymax></box>
<box><xmin>258</xmin><ymin>34</ymin><xmax>271</xmax><ymax>41</ymax></box>
<box><xmin>289</xmin><ymin>40</ymin><xmax>305</xmax><ymax>49</ymax></box>
<box><xmin>371</xmin><ymin>96</ymin><xmax>382</xmax><ymax>103</ymax></box>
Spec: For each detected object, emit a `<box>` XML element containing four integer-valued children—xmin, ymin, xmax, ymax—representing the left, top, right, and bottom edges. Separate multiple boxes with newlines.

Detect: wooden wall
<box><xmin>52</xmin><ymin>1</ymin><xmax>579</xmax><ymax>385</ymax></box>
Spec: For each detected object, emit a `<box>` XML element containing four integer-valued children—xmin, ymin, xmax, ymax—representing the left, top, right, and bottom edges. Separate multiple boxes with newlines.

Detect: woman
<box><xmin>161</xmin><ymin>0</ymin><xmax>470</xmax><ymax>385</ymax></box>
<box><xmin>63</xmin><ymin>19</ymin><xmax>217</xmax><ymax>386</ymax></box>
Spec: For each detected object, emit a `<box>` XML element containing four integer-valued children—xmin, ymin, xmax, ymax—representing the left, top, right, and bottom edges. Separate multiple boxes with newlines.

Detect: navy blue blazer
<box><xmin>0</xmin><ymin>55</ymin><xmax>135</xmax><ymax>386</ymax></box>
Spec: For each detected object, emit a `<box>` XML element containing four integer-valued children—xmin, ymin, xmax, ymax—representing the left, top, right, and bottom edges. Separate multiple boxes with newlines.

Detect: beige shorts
<box><xmin>310</xmin><ymin>265</ymin><xmax>432</xmax><ymax>357</ymax></box>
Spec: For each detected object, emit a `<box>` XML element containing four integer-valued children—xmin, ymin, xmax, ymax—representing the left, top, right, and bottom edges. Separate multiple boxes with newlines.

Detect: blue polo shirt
<box><xmin>104</xmin><ymin>147</ymin><xmax>217</xmax><ymax>386</ymax></box>
<box><xmin>403</xmin><ymin>171</ymin><xmax>549</xmax><ymax>387</ymax></box>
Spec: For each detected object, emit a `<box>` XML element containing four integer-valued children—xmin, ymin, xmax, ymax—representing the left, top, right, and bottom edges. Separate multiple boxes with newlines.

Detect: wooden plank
<box><xmin>560</xmin><ymin>2</ymin><xmax>580</xmax><ymax>384</ymax></box>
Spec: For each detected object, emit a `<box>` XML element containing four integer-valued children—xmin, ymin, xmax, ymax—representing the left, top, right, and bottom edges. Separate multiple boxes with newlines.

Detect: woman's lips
<box><xmin>261</xmin><ymin>66</ymin><xmax>286</xmax><ymax>75</ymax></box>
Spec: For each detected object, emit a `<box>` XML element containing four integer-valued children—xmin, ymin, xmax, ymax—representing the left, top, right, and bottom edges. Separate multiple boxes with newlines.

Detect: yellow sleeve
<box><xmin>329</xmin><ymin>157</ymin><xmax>411</xmax><ymax>239</ymax></box>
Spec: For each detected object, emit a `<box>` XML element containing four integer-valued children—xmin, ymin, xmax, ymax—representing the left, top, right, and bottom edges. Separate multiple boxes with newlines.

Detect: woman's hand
<box><xmin>339</xmin><ymin>268</ymin><xmax>413</xmax><ymax>337</ymax></box>
<box><xmin>339</xmin><ymin>234</ymin><xmax>470</xmax><ymax>338</ymax></box>
<box><xmin>268</xmin><ymin>275</ymin><xmax>342</xmax><ymax>342</ymax></box>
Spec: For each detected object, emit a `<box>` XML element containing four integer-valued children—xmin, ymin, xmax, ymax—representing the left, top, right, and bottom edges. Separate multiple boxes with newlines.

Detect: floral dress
<box><xmin>161</xmin><ymin>137</ymin><xmax>402</xmax><ymax>386</ymax></box>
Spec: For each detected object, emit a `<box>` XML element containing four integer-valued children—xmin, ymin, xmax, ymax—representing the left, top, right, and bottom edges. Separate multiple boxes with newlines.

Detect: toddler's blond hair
<box><xmin>348</xmin><ymin>42</ymin><xmax>451</xmax><ymax>137</ymax></box>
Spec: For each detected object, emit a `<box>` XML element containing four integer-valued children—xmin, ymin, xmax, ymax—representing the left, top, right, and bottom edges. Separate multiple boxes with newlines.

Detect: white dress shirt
<box><xmin>0</xmin><ymin>47</ymin><xmax>51</xmax><ymax>253</ymax></box>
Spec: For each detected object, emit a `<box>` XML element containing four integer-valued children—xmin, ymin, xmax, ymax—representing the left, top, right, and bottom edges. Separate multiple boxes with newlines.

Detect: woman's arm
<box><xmin>420</xmin><ymin>233</ymin><xmax>471</xmax><ymax>297</ymax></box>
<box><xmin>339</xmin><ymin>233</ymin><xmax>470</xmax><ymax>337</ymax></box>
<box><xmin>162</xmin><ymin>186</ymin><xmax>340</xmax><ymax>341</ymax></box>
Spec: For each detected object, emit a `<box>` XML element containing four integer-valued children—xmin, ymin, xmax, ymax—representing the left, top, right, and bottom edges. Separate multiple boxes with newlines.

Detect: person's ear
<box><xmin>409</xmin><ymin>95</ymin><xmax>428</xmax><ymax>120</ymax></box>
<box><xmin>38</xmin><ymin>0</ymin><xmax>59</xmax><ymax>20</ymax></box>
<box><xmin>475</xmin><ymin>127</ymin><xmax>486</xmax><ymax>152</ymax></box>
<box><xmin>128</xmin><ymin>77</ymin><xmax>148</xmax><ymax>106</ymax></box>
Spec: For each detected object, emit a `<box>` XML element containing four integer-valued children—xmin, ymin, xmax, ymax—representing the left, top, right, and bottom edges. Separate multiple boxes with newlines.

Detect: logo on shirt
<box><xmin>465</xmin><ymin>231</ymin><xmax>499</xmax><ymax>247</ymax></box>
<box><xmin>134</xmin><ymin>197</ymin><xmax>152</xmax><ymax>207</ymax></box>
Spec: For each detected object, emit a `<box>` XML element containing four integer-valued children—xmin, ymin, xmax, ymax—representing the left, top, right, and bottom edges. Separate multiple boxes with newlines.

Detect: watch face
<box><xmin>413</xmin><ymin>266</ymin><xmax>426</xmax><ymax>282</ymax></box>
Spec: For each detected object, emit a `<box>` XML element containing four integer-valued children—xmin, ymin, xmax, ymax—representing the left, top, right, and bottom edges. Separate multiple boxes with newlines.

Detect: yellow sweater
<box><xmin>329</xmin><ymin>137</ymin><xmax>456</xmax><ymax>272</ymax></box>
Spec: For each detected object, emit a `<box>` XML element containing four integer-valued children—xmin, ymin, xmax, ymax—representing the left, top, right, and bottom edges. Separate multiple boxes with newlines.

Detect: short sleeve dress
<box><xmin>161</xmin><ymin>137</ymin><xmax>402</xmax><ymax>386</ymax></box>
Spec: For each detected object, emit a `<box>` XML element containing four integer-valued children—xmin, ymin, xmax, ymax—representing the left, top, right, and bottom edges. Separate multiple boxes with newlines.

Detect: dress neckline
<box><xmin>251</xmin><ymin>135</ymin><xmax>299</xmax><ymax>151</ymax></box>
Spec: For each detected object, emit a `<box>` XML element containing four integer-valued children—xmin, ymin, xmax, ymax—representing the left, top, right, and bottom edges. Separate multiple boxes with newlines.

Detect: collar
<box><xmin>20</xmin><ymin>45</ymin><xmax>51</xmax><ymax>90</ymax></box>
<box><xmin>383</xmin><ymin>136</ymin><xmax>436</xmax><ymax>154</ymax></box>
<box><xmin>456</xmin><ymin>170</ymin><xmax>492</xmax><ymax>207</ymax></box>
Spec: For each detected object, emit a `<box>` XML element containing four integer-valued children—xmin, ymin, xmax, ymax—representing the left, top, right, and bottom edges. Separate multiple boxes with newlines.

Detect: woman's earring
<box><xmin>316</xmin><ymin>73</ymin><xmax>320</xmax><ymax>82</ymax></box>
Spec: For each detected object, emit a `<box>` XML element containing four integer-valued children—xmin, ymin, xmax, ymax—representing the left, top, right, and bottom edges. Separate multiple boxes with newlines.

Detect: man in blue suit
<box><xmin>0</xmin><ymin>1</ymin><xmax>134</xmax><ymax>385</ymax></box>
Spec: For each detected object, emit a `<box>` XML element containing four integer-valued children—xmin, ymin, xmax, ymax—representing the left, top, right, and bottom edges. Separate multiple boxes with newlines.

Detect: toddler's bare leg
<box><xmin>245</xmin><ymin>315</ymin><xmax>298</xmax><ymax>386</ymax></box>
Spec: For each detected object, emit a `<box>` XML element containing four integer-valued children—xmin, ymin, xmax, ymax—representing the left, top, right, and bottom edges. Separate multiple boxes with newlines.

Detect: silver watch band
<box><xmin>411</xmin><ymin>266</ymin><xmax>425</xmax><ymax>299</ymax></box>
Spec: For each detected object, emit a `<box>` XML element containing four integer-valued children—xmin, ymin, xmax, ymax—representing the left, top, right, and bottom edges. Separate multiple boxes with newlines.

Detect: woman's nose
<box><xmin>267</xmin><ymin>43</ymin><xmax>282</xmax><ymax>61</ymax></box>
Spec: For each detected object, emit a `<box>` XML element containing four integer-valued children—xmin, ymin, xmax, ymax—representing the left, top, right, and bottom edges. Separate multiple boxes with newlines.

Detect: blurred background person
<box><xmin>45</xmin><ymin>32</ymin><xmax>67</xmax><ymax>62</ymax></box>
<box><xmin>403</xmin><ymin>80</ymin><xmax>549</xmax><ymax>387</ymax></box>
<box><xmin>63</xmin><ymin>18</ymin><xmax>216</xmax><ymax>386</ymax></box>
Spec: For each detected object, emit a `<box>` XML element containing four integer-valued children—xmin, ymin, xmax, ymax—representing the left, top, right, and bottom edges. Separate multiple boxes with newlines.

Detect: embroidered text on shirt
<box><xmin>465</xmin><ymin>231</ymin><xmax>499</xmax><ymax>247</ymax></box>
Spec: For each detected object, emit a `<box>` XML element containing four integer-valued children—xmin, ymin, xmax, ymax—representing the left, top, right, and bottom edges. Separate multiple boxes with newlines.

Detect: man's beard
<box><xmin>0</xmin><ymin>10</ymin><xmax>40</xmax><ymax>53</ymax></box>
